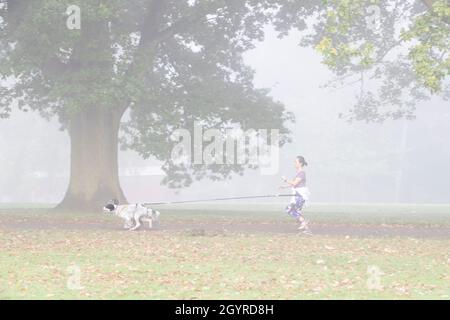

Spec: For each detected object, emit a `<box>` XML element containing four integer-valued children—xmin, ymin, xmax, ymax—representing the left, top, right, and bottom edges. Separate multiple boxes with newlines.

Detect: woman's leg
<box><xmin>294</xmin><ymin>193</ymin><xmax>310</xmax><ymax>232</ymax></box>
<box><xmin>285</xmin><ymin>195</ymin><xmax>300</xmax><ymax>218</ymax></box>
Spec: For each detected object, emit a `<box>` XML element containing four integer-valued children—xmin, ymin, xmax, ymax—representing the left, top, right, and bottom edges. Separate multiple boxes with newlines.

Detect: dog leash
<box><xmin>143</xmin><ymin>194</ymin><xmax>294</xmax><ymax>206</ymax></box>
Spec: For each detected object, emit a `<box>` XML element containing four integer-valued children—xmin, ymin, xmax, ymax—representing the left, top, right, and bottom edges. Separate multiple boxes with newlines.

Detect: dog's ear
<box><xmin>112</xmin><ymin>199</ymin><xmax>119</xmax><ymax>205</ymax></box>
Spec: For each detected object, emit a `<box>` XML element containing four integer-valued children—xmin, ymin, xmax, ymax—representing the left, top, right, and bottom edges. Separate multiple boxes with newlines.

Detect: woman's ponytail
<box><xmin>296</xmin><ymin>156</ymin><xmax>308</xmax><ymax>167</ymax></box>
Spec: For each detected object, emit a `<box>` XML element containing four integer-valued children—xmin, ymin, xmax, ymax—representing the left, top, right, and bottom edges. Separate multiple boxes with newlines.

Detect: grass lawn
<box><xmin>0</xmin><ymin>203</ymin><xmax>449</xmax><ymax>299</ymax></box>
<box><xmin>0</xmin><ymin>230</ymin><xmax>449</xmax><ymax>299</ymax></box>
<box><xmin>1</xmin><ymin>202</ymin><xmax>450</xmax><ymax>225</ymax></box>
<box><xmin>158</xmin><ymin>202</ymin><xmax>450</xmax><ymax>225</ymax></box>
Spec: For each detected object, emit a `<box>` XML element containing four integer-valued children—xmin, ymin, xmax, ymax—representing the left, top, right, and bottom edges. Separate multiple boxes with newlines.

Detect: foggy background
<box><xmin>1</xmin><ymin>29</ymin><xmax>449</xmax><ymax>205</ymax></box>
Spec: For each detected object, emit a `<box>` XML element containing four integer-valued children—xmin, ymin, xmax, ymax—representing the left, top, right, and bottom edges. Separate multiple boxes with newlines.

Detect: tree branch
<box><xmin>127</xmin><ymin>1</ymin><xmax>215</xmax><ymax>77</ymax></box>
<box><xmin>421</xmin><ymin>0</ymin><xmax>436</xmax><ymax>11</ymax></box>
<box><xmin>420</xmin><ymin>0</ymin><xmax>450</xmax><ymax>24</ymax></box>
<box><xmin>139</xmin><ymin>0</ymin><xmax>166</xmax><ymax>46</ymax></box>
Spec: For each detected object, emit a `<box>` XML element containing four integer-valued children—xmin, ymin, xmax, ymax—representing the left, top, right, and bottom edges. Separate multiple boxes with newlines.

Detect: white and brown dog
<box><xmin>103</xmin><ymin>199</ymin><xmax>161</xmax><ymax>231</ymax></box>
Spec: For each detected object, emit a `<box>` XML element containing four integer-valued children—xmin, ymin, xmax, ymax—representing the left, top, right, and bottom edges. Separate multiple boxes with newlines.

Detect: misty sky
<box><xmin>1</xmin><ymin>29</ymin><xmax>449</xmax><ymax>204</ymax></box>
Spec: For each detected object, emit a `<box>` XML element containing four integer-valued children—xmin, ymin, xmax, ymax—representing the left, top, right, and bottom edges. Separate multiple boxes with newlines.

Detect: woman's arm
<box><xmin>282</xmin><ymin>176</ymin><xmax>302</xmax><ymax>187</ymax></box>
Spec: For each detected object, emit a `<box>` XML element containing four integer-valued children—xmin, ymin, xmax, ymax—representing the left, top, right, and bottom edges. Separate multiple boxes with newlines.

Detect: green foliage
<box><xmin>0</xmin><ymin>0</ymin><xmax>294</xmax><ymax>187</ymax></box>
<box><xmin>274</xmin><ymin>0</ymin><xmax>449</xmax><ymax>121</ymax></box>
<box><xmin>402</xmin><ymin>0</ymin><xmax>450</xmax><ymax>93</ymax></box>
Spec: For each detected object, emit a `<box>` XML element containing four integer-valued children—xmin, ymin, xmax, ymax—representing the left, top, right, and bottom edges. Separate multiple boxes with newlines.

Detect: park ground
<box><xmin>0</xmin><ymin>203</ymin><xmax>449</xmax><ymax>299</ymax></box>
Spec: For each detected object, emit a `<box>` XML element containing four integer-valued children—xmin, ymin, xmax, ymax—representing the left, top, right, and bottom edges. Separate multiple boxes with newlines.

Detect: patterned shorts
<box><xmin>285</xmin><ymin>192</ymin><xmax>305</xmax><ymax>218</ymax></box>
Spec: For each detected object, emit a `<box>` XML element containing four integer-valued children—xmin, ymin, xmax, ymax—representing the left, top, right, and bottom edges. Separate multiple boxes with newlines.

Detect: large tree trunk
<box><xmin>56</xmin><ymin>107</ymin><xmax>127</xmax><ymax>212</ymax></box>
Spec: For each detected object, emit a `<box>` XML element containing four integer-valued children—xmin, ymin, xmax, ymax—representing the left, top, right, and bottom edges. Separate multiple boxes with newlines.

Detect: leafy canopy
<box><xmin>274</xmin><ymin>0</ymin><xmax>449</xmax><ymax>121</ymax></box>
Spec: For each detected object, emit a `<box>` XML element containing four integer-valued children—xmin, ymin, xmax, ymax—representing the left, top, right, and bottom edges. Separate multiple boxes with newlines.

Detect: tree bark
<box><xmin>56</xmin><ymin>107</ymin><xmax>127</xmax><ymax>212</ymax></box>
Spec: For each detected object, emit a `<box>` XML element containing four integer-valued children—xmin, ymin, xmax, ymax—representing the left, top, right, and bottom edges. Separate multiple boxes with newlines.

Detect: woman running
<box><xmin>280</xmin><ymin>156</ymin><xmax>311</xmax><ymax>233</ymax></box>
